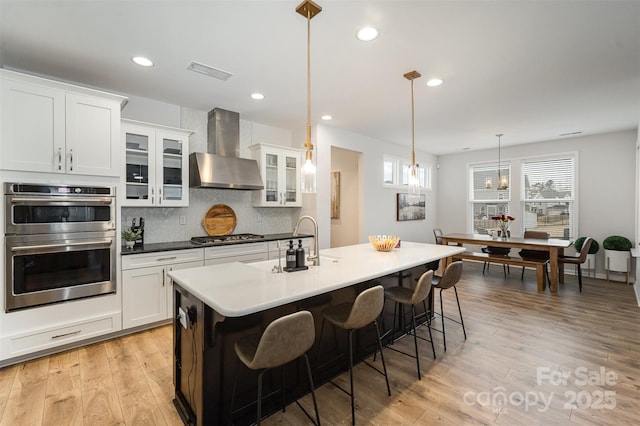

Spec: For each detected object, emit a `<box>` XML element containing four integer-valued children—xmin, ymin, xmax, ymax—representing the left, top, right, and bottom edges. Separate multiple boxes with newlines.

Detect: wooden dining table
<box><xmin>440</xmin><ymin>233</ymin><xmax>572</xmax><ymax>293</ymax></box>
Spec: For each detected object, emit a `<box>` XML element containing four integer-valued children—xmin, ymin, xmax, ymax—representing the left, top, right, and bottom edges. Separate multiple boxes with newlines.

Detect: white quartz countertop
<box><xmin>167</xmin><ymin>241</ymin><xmax>465</xmax><ymax>317</ymax></box>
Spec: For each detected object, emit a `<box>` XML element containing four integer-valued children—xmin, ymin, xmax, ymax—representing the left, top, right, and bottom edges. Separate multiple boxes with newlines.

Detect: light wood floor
<box><xmin>0</xmin><ymin>262</ymin><xmax>638</xmax><ymax>425</ymax></box>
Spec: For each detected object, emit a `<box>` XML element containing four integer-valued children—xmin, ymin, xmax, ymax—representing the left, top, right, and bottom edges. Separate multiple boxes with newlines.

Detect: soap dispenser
<box><xmin>296</xmin><ymin>239</ymin><xmax>306</xmax><ymax>268</ymax></box>
<box><xmin>286</xmin><ymin>240</ymin><xmax>297</xmax><ymax>269</ymax></box>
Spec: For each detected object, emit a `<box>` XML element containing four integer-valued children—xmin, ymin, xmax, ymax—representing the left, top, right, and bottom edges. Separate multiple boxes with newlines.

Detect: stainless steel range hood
<box><xmin>189</xmin><ymin>108</ymin><xmax>264</xmax><ymax>190</ymax></box>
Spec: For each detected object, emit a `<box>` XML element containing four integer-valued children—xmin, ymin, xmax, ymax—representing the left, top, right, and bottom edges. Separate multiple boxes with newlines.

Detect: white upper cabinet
<box><xmin>121</xmin><ymin>119</ymin><xmax>192</xmax><ymax>207</ymax></box>
<box><xmin>0</xmin><ymin>69</ymin><xmax>126</xmax><ymax>176</ymax></box>
<box><xmin>250</xmin><ymin>143</ymin><xmax>301</xmax><ymax>207</ymax></box>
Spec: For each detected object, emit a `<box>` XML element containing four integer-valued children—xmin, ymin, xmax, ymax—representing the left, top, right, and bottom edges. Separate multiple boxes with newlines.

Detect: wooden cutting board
<box><xmin>202</xmin><ymin>204</ymin><xmax>237</xmax><ymax>236</ymax></box>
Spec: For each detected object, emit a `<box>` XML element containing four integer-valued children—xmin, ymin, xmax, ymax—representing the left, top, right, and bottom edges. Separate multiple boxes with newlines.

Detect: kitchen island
<box><xmin>168</xmin><ymin>241</ymin><xmax>465</xmax><ymax>425</ymax></box>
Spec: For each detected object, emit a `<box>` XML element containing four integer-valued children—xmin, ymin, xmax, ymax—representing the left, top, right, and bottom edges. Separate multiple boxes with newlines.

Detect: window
<box><xmin>383</xmin><ymin>157</ymin><xmax>396</xmax><ymax>185</ymax></box>
<box><xmin>470</xmin><ymin>163</ymin><xmax>511</xmax><ymax>233</ymax></box>
<box><xmin>522</xmin><ymin>156</ymin><xmax>575</xmax><ymax>239</ymax></box>
<box><xmin>384</xmin><ymin>155</ymin><xmax>430</xmax><ymax>189</ymax></box>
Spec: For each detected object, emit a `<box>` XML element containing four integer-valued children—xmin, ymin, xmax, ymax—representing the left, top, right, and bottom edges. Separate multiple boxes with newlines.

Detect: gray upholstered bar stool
<box><xmin>317</xmin><ymin>285</ymin><xmax>390</xmax><ymax>425</ymax></box>
<box><xmin>231</xmin><ymin>310</ymin><xmax>321</xmax><ymax>426</ymax></box>
<box><xmin>431</xmin><ymin>261</ymin><xmax>466</xmax><ymax>352</ymax></box>
<box><xmin>383</xmin><ymin>270</ymin><xmax>436</xmax><ymax>380</ymax></box>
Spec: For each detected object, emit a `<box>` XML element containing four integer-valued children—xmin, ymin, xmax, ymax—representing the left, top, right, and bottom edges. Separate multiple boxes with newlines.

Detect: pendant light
<box><xmin>404</xmin><ymin>70</ymin><xmax>422</xmax><ymax>196</ymax></box>
<box><xmin>486</xmin><ymin>133</ymin><xmax>508</xmax><ymax>190</ymax></box>
<box><xmin>296</xmin><ymin>0</ymin><xmax>321</xmax><ymax>193</ymax></box>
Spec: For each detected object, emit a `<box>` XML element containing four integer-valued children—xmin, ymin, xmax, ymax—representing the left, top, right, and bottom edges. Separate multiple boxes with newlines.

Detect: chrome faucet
<box><xmin>293</xmin><ymin>215</ymin><xmax>319</xmax><ymax>266</ymax></box>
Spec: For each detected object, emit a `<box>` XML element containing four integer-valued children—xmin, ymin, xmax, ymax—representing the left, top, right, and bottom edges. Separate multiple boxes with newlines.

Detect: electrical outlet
<box><xmin>179</xmin><ymin>215</ymin><xmax>187</xmax><ymax>225</ymax></box>
<box><xmin>255</xmin><ymin>213</ymin><xmax>263</xmax><ymax>222</ymax></box>
<box><xmin>178</xmin><ymin>306</ymin><xmax>189</xmax><ymax>329</ymax></box>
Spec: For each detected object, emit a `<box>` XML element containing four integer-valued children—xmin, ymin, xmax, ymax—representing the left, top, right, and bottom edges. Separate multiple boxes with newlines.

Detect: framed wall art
<box><xmin>396</xmin><ymin>193</ymin><xmax>426</xmax><ymax>221</ymax></box>
<box><xmin>331</xmin><ymin>171</ymin><xmax>341</xmax><ymax>219</ymax></box>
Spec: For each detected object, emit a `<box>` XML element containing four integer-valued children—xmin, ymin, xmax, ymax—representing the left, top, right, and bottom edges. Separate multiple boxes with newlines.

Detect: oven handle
<box><xmin>9</xmin><ymin>197</ymin><xmax>113</xmax><ymax>205</ymax></box>
<box><xmin>11</xmin><ymin>239</ymin><xmax>113</xmax><ymax>252</ymax></box>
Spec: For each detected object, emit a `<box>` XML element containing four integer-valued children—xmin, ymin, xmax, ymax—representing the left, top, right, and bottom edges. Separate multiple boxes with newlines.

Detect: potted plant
<box><xmin>602</xmin><ymin>235</ymin><xmax>632</xmax><ymax>282</ymax></box>
<box><xmin>574</xmin><ymin>236</ymin><xmax>599</xmax><ymax>273</ymax></box>
<box><xmin>121</xmin><ymin>228</ymin><xmax>142</xmax><ymax>249</ymax></box>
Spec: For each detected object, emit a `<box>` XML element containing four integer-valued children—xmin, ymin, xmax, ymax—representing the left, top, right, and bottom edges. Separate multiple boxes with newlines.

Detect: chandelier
<box><xmin>486</xmin><ymin>133</ymin><xmax>508</xmax><ymax>190</ymax></box>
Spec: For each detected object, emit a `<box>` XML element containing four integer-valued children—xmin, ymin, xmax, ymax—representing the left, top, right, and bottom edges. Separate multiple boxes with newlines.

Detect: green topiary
<box><xmin>602</xmin><ymin>235</ymin><xmax>632</xmax><ymax>251</ymax></box>
<box><xmin>574</xmin><ymin>237</ymin><xmax>599</xmax><ymax>254</ymax></box>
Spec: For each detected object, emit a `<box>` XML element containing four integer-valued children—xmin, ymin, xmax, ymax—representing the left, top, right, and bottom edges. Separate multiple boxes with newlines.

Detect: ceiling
<box><xmin>1</xmin><ymin>0</ymin><xmax>639</xmax><ymax>155</ymax></box>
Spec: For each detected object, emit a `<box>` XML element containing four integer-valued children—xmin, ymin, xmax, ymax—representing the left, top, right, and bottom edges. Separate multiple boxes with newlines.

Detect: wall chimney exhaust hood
<box><xmin>189</xmin><ymin>108</ymin><xmax>264</xmax><ymax>190</ymax></box>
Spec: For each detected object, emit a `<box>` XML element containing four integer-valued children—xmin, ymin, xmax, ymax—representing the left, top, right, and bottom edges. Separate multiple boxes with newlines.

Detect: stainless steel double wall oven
<box><xmin>4</xmin><ymin>183</ymin><xmax>116</xmax><ymax>311</ymax></box>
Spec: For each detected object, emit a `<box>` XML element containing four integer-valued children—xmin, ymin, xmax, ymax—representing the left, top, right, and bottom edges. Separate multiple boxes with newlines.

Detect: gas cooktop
<box><xmin>190</xmin><ymin>233</ymin><xmax>264</xmax><ymax>246</ymax></box>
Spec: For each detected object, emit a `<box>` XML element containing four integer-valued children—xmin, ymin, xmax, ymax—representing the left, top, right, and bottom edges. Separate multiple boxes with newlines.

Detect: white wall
<box><xmin>436</xmin><ymin>129</ymin><xmax>638</xmax><ymax>276</ymax></box>
<box><xmin>315</xmin><ymin>124</ymin><xmax>438</xmax><ymax>250</ymax></box>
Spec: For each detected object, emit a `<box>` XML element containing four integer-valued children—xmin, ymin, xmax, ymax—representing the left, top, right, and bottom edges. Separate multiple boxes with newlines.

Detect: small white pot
<box><xmin>604</xmin><ymin>249</ymin><xmax>630</xmax><ymax>272</ymax></box>
<box><xmin>124</xmin><ymin>240</ymin><xmax>135</xmax><ymax>249</ymax></box>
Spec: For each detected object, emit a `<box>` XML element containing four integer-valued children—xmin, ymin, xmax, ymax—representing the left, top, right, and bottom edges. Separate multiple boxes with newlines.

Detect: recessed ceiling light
<box><xmin>321</xmin><ymin>115</ymin><xmax>332</xmax><ymax>121</ymax></box>
<box><xmin>251</xmin><ymin>93</ymin><xmax>265</xmax><ymax>100</ymax></box>
<box><xmin>356</xmin><ymin>27</ymin><xmax>379</xmax><ymax>41</ymax></box>
<box><xmin>462</xmin><ymin>147</ymin><xmax>470</xmax><ymax>150</ymax></box>
<box><xmin>132</xmin><ymin>56</ymin><xmax>154</xmax><ymax>67</ymax></box>
<box><xmin>426</xmin><ymin>78</ymin><xmax>443</xmax><ymax>87</ymax></box>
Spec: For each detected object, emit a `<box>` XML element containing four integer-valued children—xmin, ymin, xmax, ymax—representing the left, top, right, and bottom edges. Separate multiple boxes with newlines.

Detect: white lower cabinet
<box><xmin>122</xmin><ymin>249</ymin><xmax>203</xmax><ymax>329</ymax></box>
<box><xmin>0</xmin><ymin>294</ymin><xmax>122</xmax><ymax>362</ymax></box>
<box><xmin>5</xmin><ymin>315</ymin><xmax>117</xmax><ymax>358</ymax></box>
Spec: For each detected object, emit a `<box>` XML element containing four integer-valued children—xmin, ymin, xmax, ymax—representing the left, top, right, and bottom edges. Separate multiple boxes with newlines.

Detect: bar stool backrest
<box><xmin>435</xmin><ymin>261</ymin><xmax>463</xmax><ymax>290</ymax></box>
<box><xmin>245</xmin><ymin>310</ymin><xmax>315</xmax><ymax>370</ymax></box>
<box><xmin>342</xmin><ymin>285</ymin><xmax>384</xmax><ymax>330</ymax></box>
<box><xmin>410</xmin><ymin>270</ymin><xmax>434</xmax><ymax>305</ymax></box>
<box><xmin>433</xmin><ymin>228</ymin><xmax>444</xmax><ymax>245</ymax></box>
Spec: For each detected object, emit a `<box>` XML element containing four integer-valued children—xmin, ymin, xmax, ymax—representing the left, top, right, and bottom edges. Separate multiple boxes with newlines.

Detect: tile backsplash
<box><xmin>122</xmin><ymin>188</ymin><xmax>297</xmax><ymax>243</ymax></box>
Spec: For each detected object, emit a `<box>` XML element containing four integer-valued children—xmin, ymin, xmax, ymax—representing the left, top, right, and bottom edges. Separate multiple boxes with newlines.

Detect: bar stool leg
<box><xmin>374</xmin><ymin>319</ymin><xmax>391</xmax><ymax>396</ymax></box>
<box><xmin>410</xmin><ymin>305</ymin><xmax>421</xmax><ymax>380</ymax></box>
<box><xmin>301</xmin><ymin>353</ymin><xmax>321</xmax><ymax>426</ymax></box>
<box><xmin>257</xmin><ymin>369</ymin><xmax>267</xmax><ymax>425</ymax></box>
<box><xmin>453</xmin><ymin>286</ymin><xmax>467</xmax><ymax>340</ymax></box>
<box><xmin>440</xmin><ymin>288</ymin><xmax>447</xmax><ymax>351</ymax></box>
<box><xmin>348</xmin><ymin>329</ymin><xmax>356</xmax><ymax>426</ymax></box>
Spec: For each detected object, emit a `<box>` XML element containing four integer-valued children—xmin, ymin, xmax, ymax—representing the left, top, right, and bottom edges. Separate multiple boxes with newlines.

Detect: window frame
<box><xmin>383</xmin><ymin>154</ymin><xmax>431</xmax><ymax>190</ymax></box>
<box><xmin>521</xmin><ymin>154</ymin><xmax>577</xmax><ymax>239</ymax></box>
<box><xmin>469</xmin><ymin>161</ymin><xmax>512</xmax><ymax>233</ymax></box>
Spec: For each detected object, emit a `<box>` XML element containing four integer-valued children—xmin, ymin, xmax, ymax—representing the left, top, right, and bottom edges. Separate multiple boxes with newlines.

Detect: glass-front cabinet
<box><xmin>250</xmin><ymin>144</ymin><xmax>301</xmax><ymax>207</ymax></box>
<box><xmin>121</xmin><ymin>119</ymin><xmax>192</xmax><ymax>207</ymax></box>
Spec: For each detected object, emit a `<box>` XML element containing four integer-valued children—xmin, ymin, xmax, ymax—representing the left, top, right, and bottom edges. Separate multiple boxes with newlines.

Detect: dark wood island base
<box><xmin>172</xmin><ymin>265</ymin><xmax>433</xmax><ymax>425</ymax></box>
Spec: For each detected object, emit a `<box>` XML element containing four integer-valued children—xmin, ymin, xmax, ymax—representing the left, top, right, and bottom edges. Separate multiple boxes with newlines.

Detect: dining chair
<box><xmin>558</xmin><ymin>237</ymin><xmax>593</xmax><ymax>292</ymax></box>
<box><xmin>519</xmin><ymin>230</ymin><xmax>550</xmax><ymax>284</ymax></box>
<box><xmin>477</xmin><ymin>228</ymin><xmax>510</xmax><ymax>276</ymax></box>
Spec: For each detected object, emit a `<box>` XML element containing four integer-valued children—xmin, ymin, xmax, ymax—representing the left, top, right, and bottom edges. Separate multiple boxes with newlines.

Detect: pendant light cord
<box><xmin>411</xmin><ymin>77</ymin><xmax>415</xmax><ymax>168</ymax></box>
<box><xmin>306</xmin><ymin>9</ymin><xmax>312</xmax><ymax>150</ymax></box>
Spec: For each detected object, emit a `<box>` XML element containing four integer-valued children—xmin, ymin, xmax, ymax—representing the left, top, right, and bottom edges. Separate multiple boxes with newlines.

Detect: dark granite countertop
<box><xmin>121</xmin><ymin>233</ymin><xmax>314</xmax><ymax>255</ymax></box>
